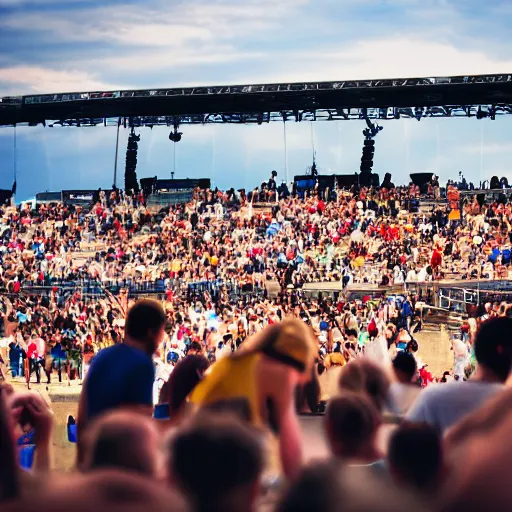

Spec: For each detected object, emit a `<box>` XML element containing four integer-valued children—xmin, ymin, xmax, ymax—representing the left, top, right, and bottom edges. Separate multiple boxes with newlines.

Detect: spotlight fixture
<box><xmin>169</xmin><ymin>126</ymin><xmax>182</xmax><ymax>142</ymax></box>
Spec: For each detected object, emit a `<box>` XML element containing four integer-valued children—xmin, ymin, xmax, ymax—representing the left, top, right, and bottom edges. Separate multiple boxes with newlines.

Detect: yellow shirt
<box><xmin>190</xmin><ymin>352</ymin><xmax>263</xmax><ymax>427</ymax></box>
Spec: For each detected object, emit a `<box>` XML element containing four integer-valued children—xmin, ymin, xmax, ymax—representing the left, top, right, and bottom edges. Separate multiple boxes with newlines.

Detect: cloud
<box><xmin>99</xmin><ymin>47</ymin><xmax>265</xmax><ymax>73</ymax></box>
<box><xmin>0</xmin><ymin>66</ymin><xmax>120</xmax><ymax>94</ymax></box>
<box><xmin>0</xmin><ymin>0</ymin><xmax>308</xmax><ymax>91</ymax></box>
<box><xmin>2</xmin><ymin>0</ymin><xmax>511</xmax><ymax>96</ymax></box>
<box><xmin>0</xmin><ymin>0</ymin><xmax>94</xmax><ymax>5</ymax></box>
<box><xmin>235</xmin><ymin>38</ymin><xmax>512</xmax><ymax>84</ymax></box>
<box><xmin>1</xmin><ymin>0</ymin><xmax>307</xmax><ymax>46</ymax></box>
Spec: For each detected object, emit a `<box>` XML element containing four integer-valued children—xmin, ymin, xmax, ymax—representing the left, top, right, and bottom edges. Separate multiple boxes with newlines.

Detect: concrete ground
<box><xmin>12</xmin><ymin>326</ymin><xmax>453</xmax><ymax>473</ymax></box>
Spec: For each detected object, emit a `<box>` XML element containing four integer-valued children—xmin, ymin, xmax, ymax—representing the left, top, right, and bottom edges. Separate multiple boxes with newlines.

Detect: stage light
<box><xmin>169</xmin><ymin>128</ymin><xmax>182</xmax><ymax>142</ymax></box>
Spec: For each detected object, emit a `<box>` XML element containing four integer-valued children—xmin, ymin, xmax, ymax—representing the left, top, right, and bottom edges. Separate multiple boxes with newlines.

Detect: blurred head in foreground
<box><xmin>442</xmin><ymin>388</ymin><xmax>512</xmax><ymax>512</ymax></box>
<box><xmin>338</xmin><ymin>358</ymin><xmax>390</xmax><ymax>412</ymax></box>
<box><xmin>82</xmin><ymin>411</ymin><xmax>160</xmax><ymax>477</ymax></box>
<box><xmin>324</xmin><ymin>393</ymin><xmax>382</xmax><ymax>463</ymax></box>
<box><xmin>276</xmin><ymin>461</ymin><xmax>428</xmax><ymax>512</ymax></box>
<box><xmin>388</xmin><ymin>423</ymin><xmax>443</xmax><ymax>495</ymax></box>
<box><xmin>167</xmin><ymin>414</ymin><xmax>264</xmax><ymax>512</ymax></box>
<box><xmin>472</xmin><ymin>317</ymin><xmax>512</xmax><ymax>382</ymax></box>
<box><xmin>2</xmin><ymin>471</ymin><xmax>187</xmax><ymax>512</ymax></box>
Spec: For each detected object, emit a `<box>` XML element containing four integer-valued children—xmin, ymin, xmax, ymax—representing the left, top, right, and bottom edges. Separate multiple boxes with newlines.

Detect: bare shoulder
<box><xmin>257</xmin><ymin>356</ymin><xmax>295</xmax><ymax>400</ymax></box>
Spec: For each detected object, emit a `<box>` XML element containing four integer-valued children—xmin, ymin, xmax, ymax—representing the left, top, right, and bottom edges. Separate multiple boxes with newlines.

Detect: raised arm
<box><xmin>260</xmin><ymin>360</ymin><xmax>303</xmax><ymax>481</ymax></box>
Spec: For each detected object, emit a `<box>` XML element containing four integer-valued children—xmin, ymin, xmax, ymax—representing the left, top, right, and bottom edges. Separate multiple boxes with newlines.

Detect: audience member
<box><xmin>190</xmin><ymin>318</ymin><xmax>316</xmax><ymax>479</ymax></box>
<box><xmin>78</xmin><ymin>300</ymin><xmax>166</xmax><ymax>424</ymax></box>
<box><xmin>324</xmin><ymin>393</ymin><xmax>382</xmax><ymax>466</ymax></box>
<box><xmin>388</xmin><ymin>352</ymin><xmax>421</xmax><ymax>415</ymax></box>
<box><xmin>159</xmin><ymin>355</ymin><xmax>210</xmax><ymax>424</ymax></box>
<box><xmin>276</xmin><ymin>461</ymin><xmax>428</xmax><ymax>512</ymax></box>
<box><xmin>77</xmin><ymin>299</ymin><xmax>166</xmax><ymax>462</ymax></box>
<box><xmin>82</xmin><ymin>411</ymin><xmax>161</xmax><ymax>477</ymax></box>
<box><xmin>168</xmin><ymin>414</ymin><xmax>263</xmax><ymax>512</ymax></box>
<box><xmin>388</xmin><ymin>423</ymin><xmax>443</xmax><ymax>495</ymax></box>
<box><xmin>338</xmin><ymin>358</ymin><xmax>391</xmax><ymax>412</ymax></box>
<box><xmin>407</xmin><ymin>318</ymin><xmax>512</xmax><ymax>432</ymax></box>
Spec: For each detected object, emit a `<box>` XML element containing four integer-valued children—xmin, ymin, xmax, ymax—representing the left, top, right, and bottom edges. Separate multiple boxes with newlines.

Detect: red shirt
<box><xmin>27</xmin><ymin>342</ymin><xmax>39</xmax><ymax>359</ymax></box>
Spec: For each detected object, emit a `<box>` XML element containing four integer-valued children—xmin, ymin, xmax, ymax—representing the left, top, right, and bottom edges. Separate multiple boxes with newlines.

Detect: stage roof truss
<box><xmin>1</xmin><ymin>73</ymin><xmax>512</xmax><ymax>127</ymax></box>
<box><xmin>15</xmin><ymin>104</ymin><xmax>512</xmax><ymax>128</ymax></box>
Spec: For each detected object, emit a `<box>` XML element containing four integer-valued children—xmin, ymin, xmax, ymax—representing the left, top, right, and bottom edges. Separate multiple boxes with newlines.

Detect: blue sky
<box><xmin>1</xmin><ymin>0</ymin><xmax>512</xmax><ymax>199</ymax></box>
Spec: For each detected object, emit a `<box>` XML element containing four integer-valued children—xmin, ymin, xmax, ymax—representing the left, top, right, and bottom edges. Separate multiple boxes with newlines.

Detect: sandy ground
<box><xmin>12</xmin><ymin>326</ymin><xmax>454</xmax><ymax>473</ymax></box>
<box><xmin>414</xmin><ymin>325</ymin><xmax>454</xmax><ymax>378</ymax></box>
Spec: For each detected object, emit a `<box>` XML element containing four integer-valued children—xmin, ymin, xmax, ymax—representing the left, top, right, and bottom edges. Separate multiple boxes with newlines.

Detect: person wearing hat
<box><xmin>190</xmin><ymin>317</ymin><xmax>317</xmax><ymax>480</ymax></box>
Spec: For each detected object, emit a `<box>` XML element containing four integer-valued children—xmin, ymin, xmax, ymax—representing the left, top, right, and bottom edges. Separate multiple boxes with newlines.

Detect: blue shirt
<box><xmin>84</xmin><ymin>343</ymin><xmax>155</xmax><ymax>422</ymax></box>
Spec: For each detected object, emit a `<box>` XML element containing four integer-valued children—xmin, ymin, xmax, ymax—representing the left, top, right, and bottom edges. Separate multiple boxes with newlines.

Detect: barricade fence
<box><xmin>6</xmin><ymin>277</ymin><xmax>267</xmax><ymax>302</ymax></box>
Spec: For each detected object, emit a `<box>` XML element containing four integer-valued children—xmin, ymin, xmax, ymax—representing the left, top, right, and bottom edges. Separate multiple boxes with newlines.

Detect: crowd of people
<box><xmin>1</xmin><ymin>298</ymin><xmax>512</xmax><ymax>511</ymax></box>
<box><xmin>0</xmin><ymin>174</ymin><xmax>511</xmax><ymax>384</ymax></box>
<box><xmin>1</xmin><ymin>175</ymin><xmax>512</xmax><ymax>510</ymax></box>
<box><xmin>1</xmin><ymin>175</ymin><xmax>512</xmax><ymax>294</ymax></box>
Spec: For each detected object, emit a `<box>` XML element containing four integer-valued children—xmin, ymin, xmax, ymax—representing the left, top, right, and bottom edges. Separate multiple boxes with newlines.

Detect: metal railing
<box><xmin>14</xmin><ymin>277</ymin><xmax>266</xmax><ymax>301</ymax></box>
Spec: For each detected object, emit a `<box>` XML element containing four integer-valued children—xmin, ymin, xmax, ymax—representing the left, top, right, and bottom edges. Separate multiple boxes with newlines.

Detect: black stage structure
<box><xmin>1</xmin><ymin>73</ymin><xmax>512</xmax><ymax>127</ymax></box>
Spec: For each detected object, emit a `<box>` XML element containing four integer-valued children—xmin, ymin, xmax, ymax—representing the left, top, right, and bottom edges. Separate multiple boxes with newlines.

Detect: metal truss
<box><xmin>1</xmin><ymin>73</ymin><xmax>511</xmax><ymax>127</ymax></box>
<box><xmin>32</xmin><ymin>104</ymin><xmax>512</xmax><ymax>128</ymax></box>
<box><xmin>11</xmin><ymin>73</ymin><xmax>512</xmax><ymax>105</ymax></box>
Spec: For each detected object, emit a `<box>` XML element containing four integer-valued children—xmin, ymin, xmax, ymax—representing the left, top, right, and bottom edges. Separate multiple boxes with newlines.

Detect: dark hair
<box><xmin>277</xmin><ymin>460</ymin><xmax>423</xmax><ymax>512</ymax></box>
<box><xmin>388</xmin><ymin>423</ymin><xmax>442</xmax><ymax>492</ymax></box>
<box><xmin>474</xmin><ymin>317</ymin><xmax>512</xmax><ymax>381</ymax></box>
<box><xmin>325</xmin><ymin>393</ymin><xmax>381</xmax><ymax>458</ymax></box>
<box><xmin>276</xmin><ymin>462</ymin><xmax>340</xmax><ymax>512</ymax></box>
<box><xmin>159</xmin><ymin>355</ymin><xmax>210</xmax><ymax>414</ymax></box>
<box><xmin>338</xmin><ymin>359</ymin><xmax>390</xmax><ymax>411</ymax></box>
<box><xmin>169</xmin><ymin>415</ymin><xmax>263</xmax><ymax>510</ymax></box>
<box><xmin>406</xmin><ymin>339</ymin><xmax>418</xmax><ymax>353</ymax></box>
<box><xmin>188</xmin><ymin>341</ymin><xmax>202</xmax><ymax>353</ymax></box>
<box><xmin>125</xmin><ymin>299</ymin><xmax>166</xmax><ymax>342</ymax></box>
<box><xmin>392</xmin><ymin>352</ymin><xmax>417</xmax><ymax>382</ymax></box>
<box><xmin>86</xmin><ymin>413</ymin><xmax>156</xmax><ymax>477</ymax></box>
<box><xmin>296</xmin><ymin>365</ymin><xmax>321</xmax><ymax>414</ymax></box>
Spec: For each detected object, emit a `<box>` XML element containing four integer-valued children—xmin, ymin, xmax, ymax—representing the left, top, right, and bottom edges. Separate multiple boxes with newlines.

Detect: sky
<box><xmin>0</xmin><ymin>0</ymin><xmax>512</xmax><ymax>200</ymax></box>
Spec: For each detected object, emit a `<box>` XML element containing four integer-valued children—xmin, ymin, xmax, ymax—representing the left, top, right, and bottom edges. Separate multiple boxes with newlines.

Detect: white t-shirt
<box><xmin>387</xmin><ymin>382</ymin><xmax>422</xmax><ymax>416</ymax></box>
<box><xmin>406</xmin><ymin>270</ymin><xmax>417</xmax><ymax>283</ymax></box>
<box><xmin>417</xmin><ymin>266</ymin><xmax>431</xmax><ymax>283</ymax></box>
<box><xmin>406</xmin><ymin>381</ymin><xmax>505</xmax><ymax>433</ymax></box>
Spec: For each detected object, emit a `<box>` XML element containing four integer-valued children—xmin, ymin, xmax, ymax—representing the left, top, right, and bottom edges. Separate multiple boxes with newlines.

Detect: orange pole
<box><xmin>24</xmin><ymin>359</ymin><xmax>30</xmax><ymax>390</ymax></box>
